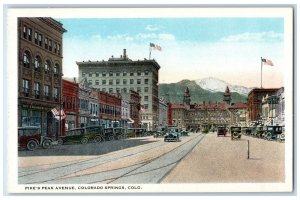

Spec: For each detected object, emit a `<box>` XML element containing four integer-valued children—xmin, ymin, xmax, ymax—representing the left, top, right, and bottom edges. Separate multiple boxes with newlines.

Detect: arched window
<box><xmin>34</xmin><ymin>56</ymin><xmax>41</xmax><ymax>72</ymax></box>
<box><xmin>44</xmin><ymin>60</ymin><xmax>51</xmax><ymax>74</ymax></box>
<box><xmin>23</xmin><ymin>51</ymin><xmax>31</xmax><ymax>68</ymax></box>
<box><xmin>54</xmin><ymin>63</ymin><xmax>59</xmax><ymax>77</ymax></box>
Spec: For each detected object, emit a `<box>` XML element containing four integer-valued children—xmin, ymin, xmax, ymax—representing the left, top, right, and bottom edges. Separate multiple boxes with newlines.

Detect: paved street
<box><xmin>18</xmin><ymin>132</ymin><xmax>284</xmax><ymax>184</ymax></box>
<box><xmin>18</xmin><ymin>133</ymin><xmax>205</xmax><ymax>184</ymax></box>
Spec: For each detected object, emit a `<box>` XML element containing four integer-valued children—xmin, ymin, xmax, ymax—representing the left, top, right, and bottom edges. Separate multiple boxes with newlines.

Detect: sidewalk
<box><xmin>162</xmin><ymin>133</ymin><xmax>285</xmax><ymax>183</ymax></box>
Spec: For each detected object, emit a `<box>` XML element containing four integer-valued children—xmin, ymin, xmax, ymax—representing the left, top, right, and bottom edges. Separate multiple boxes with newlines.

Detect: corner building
<box><xmin>18</xmin><ymin>18</ymin><xmax>66</xmax><ymax>138</ymax></box>
<box><xmin>77</xmin><ymin>49</ymin><xmax>161</xmax><ymax>130</ymax></box>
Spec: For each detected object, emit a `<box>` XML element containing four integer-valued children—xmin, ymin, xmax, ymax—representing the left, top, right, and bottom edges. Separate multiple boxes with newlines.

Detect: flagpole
<box><xmin>260</xmin><ymin>57</ymin><xmax>262</xmax><ymax>88</ymax></box>
<box><xmin>149</xmin><ymin>46</ymin><xmax>152</xmax><ymax>60</ymax></box>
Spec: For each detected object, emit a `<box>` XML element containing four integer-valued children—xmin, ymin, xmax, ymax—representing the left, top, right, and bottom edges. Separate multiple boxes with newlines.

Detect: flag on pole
<box><xmin>150</xmin><ymin>43</ymin><xmax>162</xmax><ymax>51</ymax></box>
<box><xmin>261</xmin><ymin>58</ymin><xmax>274</xmax><ymax>66</ymax></box>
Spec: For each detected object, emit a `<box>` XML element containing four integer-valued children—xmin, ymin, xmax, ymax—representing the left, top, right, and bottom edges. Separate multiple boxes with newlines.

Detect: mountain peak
<box><xmin>195</xmin><ymin>77</ymin><xmax>250</xmax><ymax>96</ymax></box>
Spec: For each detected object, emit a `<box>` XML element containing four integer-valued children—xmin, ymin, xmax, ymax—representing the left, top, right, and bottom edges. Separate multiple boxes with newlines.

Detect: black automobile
<box><xmin>164</xmin><ymin>131</ymin><xmax>181</xmax><ymax>142</ymax></box>
<box><xmin>230</xmin><ymin>126</ymin><xmax>242</xmax><ymax>140</ymax></box>
<box><xmin>263</xmin><ymin>126</ymin><xmax>283</xmax><ymax>141</ymax></box>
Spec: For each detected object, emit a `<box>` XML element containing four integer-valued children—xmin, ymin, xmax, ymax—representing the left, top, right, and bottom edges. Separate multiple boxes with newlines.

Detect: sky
<box><xmin>58</xmin><ymin>18</ymin><xmax>284</xmax><ymax>88</ymax></box>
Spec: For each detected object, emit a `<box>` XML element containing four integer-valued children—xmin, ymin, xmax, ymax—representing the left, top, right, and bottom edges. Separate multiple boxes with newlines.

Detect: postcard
<box><xmin>4</xmin><ymin>6</ymin><xmax>294</xmax><ymax>194</ymax></box>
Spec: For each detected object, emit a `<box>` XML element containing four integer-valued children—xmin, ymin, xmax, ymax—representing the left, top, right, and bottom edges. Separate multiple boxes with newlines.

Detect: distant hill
<box><xmin>159</xmin><ymin>79</ymin><xmax>247</xmax><ymax>104</ymax></box>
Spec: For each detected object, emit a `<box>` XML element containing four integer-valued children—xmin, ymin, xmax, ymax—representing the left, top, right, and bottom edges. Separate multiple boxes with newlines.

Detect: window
<box><xmin>22</xmin><ymin>79</ymin><xmax>30</xmax><ymax>97</ymax></box>
<box><xmin>34</xmin><ymin>56</ymin><xmax>41</xmax><ymax>72</ymax></box>
<box><xmin>137</xmin><ymin>71</ymin><xmax>141</xmax><ymax>76</ymax></box>
<box><xmin>34</xmin><ymin>82</ymin><xmax>40</xmax><ymax>98</ymax></box>
<box><xmin>23</xmin><ymin>51</ymin><xmax>31</xmax><ymax>68</ymax></box>
<box><xmin>44</xmin><ymin>38</ymin><xmax>48</xmax><ymax>49</ymax></box>
<box><xmin>23</xmin><ymin>26</ymin><xmax>27</xmax><ymax>38</ymax></box>
<box><xmin>130</xmin><ymin>72</ymin><xmax>134</xmax><ymax>76</ymax></box>
<box><xmin>102</xmin><ymin>72</ymin><xmax>106</xmax><ymax>77</ymax></box>
<box><xmin>116</xmin><ymin>72</ymin><xmax>120</xmax><ymax>76</ymax></box>
<box><xmin>34</xmin><ymin>32</ymin><xmax>38</xmax><ymax>44</ymax></box>
<box><xmin>88</xmin><ymin>80</ymin><xmax>92</xmax><ymax>86</ymax></box>
<box><xmin>95</xmin><ymin>72</ymin><xmax>99</xmax><ymax>77</ymax></box>
<box><xmin>44</xmin><ymin>85</ymin><xmax>50</xmax><ymax>99</ymax></box>
<box><xmin>144</xmin><ymin>96</ymin><xmax>149</xmax><ymax>101</ymax></box>
<box><xmin>137</xmin><ymin>87</ymin><xmax>141</xmax><ymax>93</ymax></box>
<box><xmin>54</xmin><ymin>64</ymin><xmax>59</xmax><ymax>77</ymax></box>
<box><xmin>144</xmin><ymin>87</ymin><xmax>149</xmax><ymax>92</ymax></box>
<box><xmin>82</xmin><ymin>72</ymin><xmax>86</xmax><ymax>77</ymax></box>
<box><xmin>54</xmin><ymin>42</ymin><xmax>57</xmax><ymax>53</ymax></box>
<box><xmin>145</xmin><ymin>70</ymin><xmax>149</xmax><ymax>75</ymax></box>
<box><xmin>58</xmin><ymin>44</ymin><xmax>61</xmax><ymax>55</ymax></box>
<box><xmin>123</xmin><ymin>72</ymin><xmax>127</xmax><ymax>76</ymax></box>
<box><xmin>28</xmin><ymin>28</ymin><xmax>32</xmax><ymax>41</ymax></box>
<box><xmin>109</xmin><ymin>80</ymin><xmax>113</xmax><ymax>85</ymax></box>
<box><xmin>95</xmin><ymin>80</ymin><xmax>99</xmax><ymax>85</ymax></box>
<box><xmin>102</xmin><ymin>88</ymin><xmax>106</xmax><ymax>92</ymax></box>
<box><xmin>130</xmin><ymin>79</ymin><xmax>134</xmax><ymax>84</ymax></box>
<box><xmin>49</xmin><ymin>39</ymin><xmax>52</xmax><ymax>51</ymax></box>
<box><xmin>102</xmin><ymin>80</ymin><xmax>106</xmax><ymax>85</ymax></box>
<box><xmin>44</xmin><ymin>60</ymin><xmax>50</xmax><ymax>74</ymax></box>
<box><xmin>53</xmin><ymin>87</ymin><xmax>59</xmax><ymax>101</ymax></box>
<box><xmin>123</xmin><ymin>79</ymin><xmax>127</xmax><ymax>84</ymax></box>
<box><xmin>144</xmin><ymin>79</ymin><xmax>149</xmax><ymax>84</ymax></box>
<box><xmin>123</xmin><ymin>88</ymin><xmax>127</xmax><ymax>93</ymax></box>
<box><xmin>109</xmin><ymin>71</ymin><xmax>113</xmax><ymax>76</ymax></box>
<box><xmin>116</xmin><ymin>79</ymin><xmax>120</xmax><ymax>85</ymax></box>
<box><xmin>109</xmin><ymin>88</ymin><xmax>113</xmax><ymax>93</ymax></box>
<box><xmin>144</xmin><ymin>104</ymin><xmax>149</xmax><ymax>109</ymax></box>
<box><xmin>116</xmin><ymin>88</ymin><xmax>120</xmax><ymax>93</ymax></box>
<box><xmin>38</xmin><ymin>34</ymin><xmax>42</xmax><ymax>46</ymax></box>
<box><xmin>137</xmin><ymin>79</ymin><xmax>141</xmax><ymax>84</ymax></box>
<box><xmin>89</xmin><ymin>72</ymin><xmax>92</xmax><ymax>77</ymax></box>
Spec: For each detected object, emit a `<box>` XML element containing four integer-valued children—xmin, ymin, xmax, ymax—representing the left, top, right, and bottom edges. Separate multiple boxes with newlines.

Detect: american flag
<box><xmin>261</xmin><ymin>58</ymin><xmax>274</xmax><ymax>66</ymax></box>
<box><xmin>150</xmin><ymin>43</ymin><xmax>162</xmax><ymax>51</ymax></box>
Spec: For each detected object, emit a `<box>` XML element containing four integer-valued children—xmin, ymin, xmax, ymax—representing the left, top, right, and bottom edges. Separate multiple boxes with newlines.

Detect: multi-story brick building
<box><xmin>78</xmin><ymin>79</ymin><xmax>91</xmax><ymax>127</ymax></box>
<box><xmin>247</xmin><ymin>88</ymin><xmax>280</xmax><ymax>122</ymax></box>
<box><xmin>18</xmin><ymin>17</ymin><xmax>66</xmax><ymax>138</ymax></box>
<box><xmin>98</xmin><ymin>91</ymin><xmax>122</xmax><ymax>128</ymax></box>
<box><xmin>76</xmin><ymin>49</ymin><xmax>161</xmax><ymax>130</ymax></box>
<box><xmin>158</xmin><ymin>97</ymin><xmax>168</xmax><ymax>128</ymax></box>
<box><xmin>62</xmin><ymin>78</ymin><xmax>79</xmax><ymax>130</ymax></box>
<box><xmin>129</xmin><ymin>90</ymin><xmax>142</xmax><ymax>128</ymax></box>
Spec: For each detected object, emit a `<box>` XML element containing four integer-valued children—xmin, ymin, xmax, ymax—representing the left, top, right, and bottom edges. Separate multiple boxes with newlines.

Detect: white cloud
<box><xmin>220</xmin><ymin>31</ymin><xmax>283</xmax><ymax>43</ymax></box>
<box><xmin>158</xmin><ymin>33</ymin><xmax>175</xmax><ymax>40</ymax></box>
<box><xmin>135</xmin><ymin>33</ymin><xmax>157</xmax><ymax>40</ymax></box>
<box><xmin>145</xmin><ymin>25</ymin><xmax>161</xmax><ymax>31</ymax></box>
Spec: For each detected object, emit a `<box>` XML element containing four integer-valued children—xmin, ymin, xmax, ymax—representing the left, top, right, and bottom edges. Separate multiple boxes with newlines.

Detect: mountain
<box><xmin>195</xmin><ymin>77</ymin><xmax>251</xmax><ymax>96</ymax></box>
<box><xmin>159</xmin><ymin>79</ymin><xmax>247</xmax><ymax>104</ymax></box>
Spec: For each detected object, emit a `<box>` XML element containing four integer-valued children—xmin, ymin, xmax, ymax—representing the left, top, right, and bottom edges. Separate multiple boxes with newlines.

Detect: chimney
<box><xmin>123</xmin><ymin>49</ymin><xmax>127</xmax><ymax>59</ymax></box>
<box><xmin>73</xmin><ymin>77</ymin><xmax>76</xmax><ymax>83</ymax></box>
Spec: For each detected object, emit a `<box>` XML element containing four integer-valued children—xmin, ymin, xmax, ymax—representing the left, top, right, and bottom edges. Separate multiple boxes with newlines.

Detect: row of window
<box><xmin>99</xmin><ymin>104</ymin><xmax>121</xmax><ymax>115</ymax></box>
<box><xmin>89</xmin><ymin>78</ymin><xmax>149</xmax><ymax>86</ymax></box>
<box><xmin>22</xmin><ymin>79</ymin><xmax>59</xmax><ymax>101</ymax></box>
<box><xmin>82</xmin><ymin>71</ymin><xmax>150</xmax><ymax>78</ymax></box>
<box><xmin>23</xmin><ymin>25</ymin><xmax>61</xmax><ymax>55</ymax></box>
<box><xmin>99</xmin><ymin>87</ymin><xmax>149</xmax><ymax>94</ymax></box>
<box><xmin>23</xmin><ymin>51</ymin><xmax>60</xmax><ymax>76</ymax></box>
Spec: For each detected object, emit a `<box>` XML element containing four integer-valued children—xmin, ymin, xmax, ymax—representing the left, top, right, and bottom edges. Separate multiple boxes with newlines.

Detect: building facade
<box><xmin>158</xmin><ymin>97</ymin><xmax>168</xmax><ymax>128</ymax></box>
<box><xmin>18</xmin><ymin>17</ymin><xmax>66</xmax><ymax>138</ymax></box>
<box><xmin>247</xmin><ymin>88</ymin><xmax>280</xmax><ymax>122</ymax></box>
<box><xmin>78</xmin><ymin>79</ymin><xmax>91</xmax><ymax>127</ymax></box>
<box><xmin>62</xmin><ymin>79</ymin><xmax>79</xmax><ymax>130</ymax></box>
<box><xmin>228</xmin><ymin>102</ymin><xmax>248</xmax><ymax>126</ymax></box>
<box><xmin>76</xmin><ymin>49</ymin><xmax>161</xmax><ymax>130</ymax></box>
<box><xmin>129</xmin><ymin>90</ymin><xmax>142</xmax><ymax>128</ymax></box>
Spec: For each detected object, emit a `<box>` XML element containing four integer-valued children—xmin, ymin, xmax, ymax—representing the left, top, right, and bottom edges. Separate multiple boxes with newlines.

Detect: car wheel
<box><xmin>108</xmin><ymin>135</ymin><xmax>114</xmax><ymax>141</ymax></box>
<box><xmin>27</xmin><ymin>140</ymin><xmax>38</xmax><ymax>151</ymax></box>
<box><xmin>95</xmin><ymin>136</ymin><xmax>103</xmax><ymax>143</ymax></box>
<box><xmin>266</xmin><ymin>132</ymin><xmax>272</xmax><ymax>140</ymax></box>
<box><xmin>58</xmin><ymin>138</ymin><xmax>64</xmax><ymax>145</ymax></box>
<box><xmin>81</xmin><ymin>137</ymin><xmax>88</xmax><ymax>144</ymax></box>
<box><xmin>232</xmin><ymin>132</ymin><xmax>239</xmax><ymax>139</ymax></box>
<box><xmin>42</xmin><ymin>140</ymin><xmax>52</xmax><ymax>149</ymax></box>
<box><xmin>117</xmin><ymin>135</ymin><xmax>123</xmax><ymax>140</ymax></box>
<box><xmin>279</xmin><ymin>133</ymin><xmax>285</xmax><ymax>142</ymax></box>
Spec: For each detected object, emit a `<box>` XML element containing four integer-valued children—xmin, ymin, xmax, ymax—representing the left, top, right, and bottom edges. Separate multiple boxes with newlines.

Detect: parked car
<box><xmin>180</xmin><ymin>130</ymin><xmax>190</xmax><ymax>136</ymax></box>
<box><xmin>217</xmin><ymin>126</ymin><xmax>228</xmax><ymax>137</ymax></box>
<box><xmin>58</xmin><ymin>126</ymin><xmax>104</xmax><ymax>145</ymax></box>
<box><xmin>153</xmin><ymin>131</ymin><xmax>166</xmax><ymax>138</ymax></box>
<box><xmin>263</xmin><ymin>126</ymin><xmax>283</xmax><ymax>140</ymax></box>
<box><xmin>164</xmin><ymin>131</ymin><xmax>181</xmax><ymax>142</ymax></box>
<box><xmin>230</xmin><ymin>126</ymin><xmax>242</xmax><ymax>140</ymax></box>
<box><xmin>18</xmin><ymin>126</ymin><xmax>54</xmax><ymax>150</ymax></box>
<box><xmin>113</xmin><ymin>127</ymin><xmax>125</xmax><ymax>140</ymax></box>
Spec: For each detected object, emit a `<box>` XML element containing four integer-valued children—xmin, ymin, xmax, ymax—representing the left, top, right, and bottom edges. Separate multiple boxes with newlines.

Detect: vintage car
<box><xmin>230</xmin><ymin>126</ymin><xmax>242</xmax><ymax>140</ymax></box>
<box><xmin>263</xmin><ymin>126</ymin><xmax>283</xmax><ymax>141</ymax></box>
<box><xmin>241</xmin><ymin>127</ymin><xmax>252</xmax><ymax>136</ymax></box>
<box><xmin>180</xmin><ymin>130</ymin><xmax>190</xmax><ymax>136</ymax></box>
<box><xmin>113</xmin><ymin>127</ymin><xmax>125</xmax><ymax>140</ymax></box>
<box><xmin>254</xmin><ymin>126</ymin><xmax>264</xmax><ymax>138</ymax></box>
<box><xmin>217</xmin><ymin>126</ymin><xmax>228</xmax><ymax>137</ymax></box>
<box><xmin>58</xmin><ymin>126</ymin><xmax>104</xmax><ymax>145</ymax></box>
<box><xmin>164</xmin><ymin>131</ymin><xmax>181</xmax><ymax>142</ymax></box>
<box><xmin>18</xmin><ymin>126</ymin><xmax>54</xmax><ymax>150</ymax></box>
<box><xmin>153</xmin><ymin>131</ymin><xmax>166</xmax><ymax>138</ymax></box>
